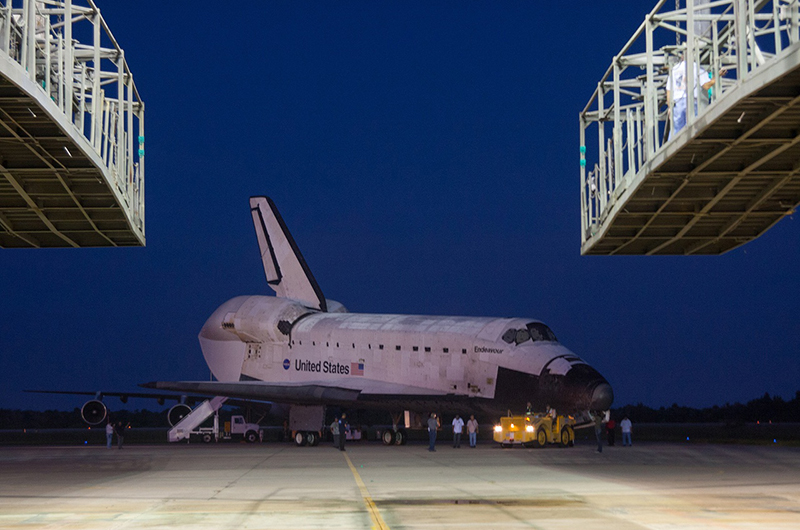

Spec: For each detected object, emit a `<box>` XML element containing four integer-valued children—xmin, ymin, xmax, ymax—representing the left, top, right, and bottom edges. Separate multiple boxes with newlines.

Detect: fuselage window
<box><xmin>396</xmin><ymin>345</ymin><xmax>401</xmax><ymax>351</ymax></box>
<box><xmin>443</xmin><ymin>347</ymin><xmax>449</xmax><ymax>353</ymax></box>
<box><xmin>312</xmin><ymin>341</ymin><xmax>316</xmax><ymax>346</ymax></box>
<box><xmin>352</xmin><ymin>343</ymin><xmax>355</xmax><ymax>348</ymax></box>
<box><xmin>462</xmin><ymin>348</ymin><xmax>467</xmax><ymax>354</ymax></box>
<box><xmin>412</xmin><ymin>346</ymin><xmax>419</xmax><ymax>352</ymax></box>
<box><xmin>379</xmin><ymin>344</ymin><xmax>384</xmax><ymax>350</ymax></box>
<box><xmin>424</xmin><ymin>347</ymin><xmax>431</xmax><ymax>352</ymax></box>
<box><xmin>336</xmin><ymin>342</ymin><xmax>340</xmax><ymax>348</ymax></box>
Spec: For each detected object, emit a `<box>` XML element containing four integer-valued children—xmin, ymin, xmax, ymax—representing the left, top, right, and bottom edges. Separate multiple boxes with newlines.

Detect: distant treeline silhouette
<box><xmin>2</xmin><ymin>391</ymin><xmax>799</xmax><ymax>429</ymax></box>
<box><xmin>612</xmin><ymin>391</ymin><xmax>800</xmax><ymax>424</ymax></box>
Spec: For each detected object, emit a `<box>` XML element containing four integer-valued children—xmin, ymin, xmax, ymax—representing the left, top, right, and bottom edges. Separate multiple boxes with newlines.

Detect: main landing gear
<box><xmin>293</xmin><ymin>431</ymin><xmax>320</xmax><ymax>446</ymax></box>
<box><xmin>381</xmin><ymin>429</ymin><xmax>407</xmax><ymax>445</ymax></box>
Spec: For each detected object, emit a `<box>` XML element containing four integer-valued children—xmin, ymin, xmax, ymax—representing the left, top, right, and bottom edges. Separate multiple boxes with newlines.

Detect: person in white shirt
<box><xmin>621</xmin><ymin>416</ymin><xmax>633</xmax><ymax>447</ymax></box>
<box><xmin>105</xmin><ymin>420</ymin><xmax>113</xmax><ymax>449</ymax></box>
<box><xmin>466</xmin><ymin>415</ymin><xmax>479</xmax><ymax>448</ymax></box>
<box><xmin>667</xmin><ymin>55</ymin><xmax>725</xmax><ymax>140</ymax></box>
<box><xmin>452</xmin><ymin>414</ymin><xmax>465</xmax><ymax>448</ymax></box>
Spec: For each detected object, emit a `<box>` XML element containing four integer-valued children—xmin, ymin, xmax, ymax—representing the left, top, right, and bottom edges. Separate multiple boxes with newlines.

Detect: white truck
<box><xmin>191</xmin><ymin>414</ymin><xmax>262</xmax><ymax>443</ymax></box>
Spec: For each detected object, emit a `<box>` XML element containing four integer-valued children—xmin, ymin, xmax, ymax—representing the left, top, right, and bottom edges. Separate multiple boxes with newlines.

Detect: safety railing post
<box><xmin>91</xmin><ymin>9</ymin><xmax>100</xmax><ymax>149</ymax></box>
<box><xmin>597</xmin><ymin>82</ymin><xmax>606</xmax><ymax>214</ymax></box>
<box><xmin>645</xmin><ymin>14</ymin><xmax>655</xmax><ymax>158</ymax></box>
<box><xmin>65</xmin><ymin>0</ymin><xmax>73</xmax><ymax>123</ymax></box>
<box><xmin>580</xmin><ymin>115</ymin><xmax>587</xmax><ymax>238</ymax></box>
<box><xmin>735</xmin><ymin>0</ymin><xmax>748</xmax><ymax>80</ymax></box>
<box><xmin>613</xmin><ymin>58</ymin><xmax>622</xmax><ymax>193</ymax></box>
<box><xmin>687</xmin><ymin>0</ymin><xmax>696</xmax><ymax>129</ymax></box>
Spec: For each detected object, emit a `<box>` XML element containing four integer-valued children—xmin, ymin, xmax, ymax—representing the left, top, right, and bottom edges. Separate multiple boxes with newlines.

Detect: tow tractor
<box><xmin>493</xmin><ymin>412</ymin><xmax>575</xmax><ymax>448</ymax></box>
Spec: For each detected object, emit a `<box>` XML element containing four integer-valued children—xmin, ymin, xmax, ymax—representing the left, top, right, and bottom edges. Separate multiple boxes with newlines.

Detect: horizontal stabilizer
<box><xmin>250</xmin><ymin>196</ymin><xmax>327</xmax><ymax>311</ymax></box>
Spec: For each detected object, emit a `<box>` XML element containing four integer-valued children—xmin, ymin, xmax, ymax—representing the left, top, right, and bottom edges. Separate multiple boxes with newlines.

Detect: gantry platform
<box><xmin>580</xmin><ymin>0</ymin><xmax>800</xmax><ymax>255</ymax></box>
<box><xmin>0</xmin><ymin>1</ymin><xmax>145</xmax><ymax>248</ymax></box>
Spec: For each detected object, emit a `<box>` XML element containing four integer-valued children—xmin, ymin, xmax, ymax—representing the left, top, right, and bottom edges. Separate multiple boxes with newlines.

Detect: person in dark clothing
<box><xmin>606</xmin><ymin>418</ymin><xmax>616</xmax><ymax>446</ymax></box>
<box><xmin>427</xmin><ymin>413</ymin><xmax>439</xmax><ymax>452</ymax></box>
<box><xmin>592</xmin><ymin>413</ymin><xmax>604</xmax><ymax>453</ymax></box>
<box><xmin>114</xmin><ymin>421</ymin><xmax>127</xmax><ymax>449</ymax></box>
<box><xmin>337</xmin><ymin>413</ymin><xmax>347</xmax><ymax>451</ymax></box>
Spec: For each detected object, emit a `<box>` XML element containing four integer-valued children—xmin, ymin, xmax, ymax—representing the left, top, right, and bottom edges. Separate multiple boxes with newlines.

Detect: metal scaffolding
<box><xmin>0</xmin><ymin>0</ymin><xmax>144</xmax><ymax>248</ymax></box>
<box><xmin>580</xmin><ymin>0</ymin><xmax>800</xmax><ymax>255</ymax></box>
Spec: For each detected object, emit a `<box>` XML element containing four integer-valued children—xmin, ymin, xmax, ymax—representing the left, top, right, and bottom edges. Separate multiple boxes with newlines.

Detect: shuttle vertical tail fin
<box><xmin>249</xmin><ymin>196</ymin><xmax>327</xmax><ymax>312</ymax></box>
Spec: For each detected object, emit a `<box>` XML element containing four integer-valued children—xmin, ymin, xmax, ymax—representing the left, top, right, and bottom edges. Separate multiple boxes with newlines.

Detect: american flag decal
<box><xmin>351</xmin><ymin>362</ymin><xmax>364</xmax><ymax>376</ymax></box>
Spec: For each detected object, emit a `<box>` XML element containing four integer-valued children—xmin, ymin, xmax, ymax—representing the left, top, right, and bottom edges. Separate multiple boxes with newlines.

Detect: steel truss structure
<box><xmin>0</xmin><ymin>0</ymin><xmax>144</xmax><ymax>248</ymax></box>
<box><xmin>580</xmin><ymin>0</ymin><xmax>800</xmax><ymax>255</ymax></box>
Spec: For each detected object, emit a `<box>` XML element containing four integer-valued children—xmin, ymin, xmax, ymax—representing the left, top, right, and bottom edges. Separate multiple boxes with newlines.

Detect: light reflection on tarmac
<box><xmin>0</xmin><ymin>441</ymin><xmax>798</xmax><ymax>529</ymax></box>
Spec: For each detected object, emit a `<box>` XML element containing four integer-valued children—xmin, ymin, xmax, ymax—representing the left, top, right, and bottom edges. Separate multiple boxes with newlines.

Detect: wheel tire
<box><xmin>382</xmin><ymin>430</ymin><xmax>395</xmax><ymax>445</ymax></box>
<box><xmin>294</xmin><ymin>431</ymin><xmax>307</xmax><ymax>446</ymax></box>
<box><xmin>245</xmin><ymin>430</ymin><xmax>258</xmax><ymax>443</ymax></box>
<box><xmin>559</xmin><ymin>428</ymin><xmax>570</xmax><ymax>448</ymax></box>
<box><xmin>567</xmin><ymin>427</ymin><xmax>575</xmax><ymax>447</ymax></box>
<box><xmin>202</xmin><ymin>433</ymin><xmax>213</xmax><ymax>444</ymax></box>
<box><xmin>306</xmin><ymin>432</ymin><xmax>318</xmax><ymax>446</ymax></box>
<box><xmin>394</xmin><ymin>430</ymin><xmax>406</xmax><ymax>445</ymax></box>
<box><xmin>534</xmin><ymin>428</ymin><xmax>547</xmax><ymax>448</ymax></box>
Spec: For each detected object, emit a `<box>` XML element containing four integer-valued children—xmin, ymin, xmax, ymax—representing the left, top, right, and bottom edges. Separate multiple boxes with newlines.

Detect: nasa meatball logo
<box><xmin>283</xmin><ymin>359</ymin><xmax>290</xmax><ymax>370</ymax></box>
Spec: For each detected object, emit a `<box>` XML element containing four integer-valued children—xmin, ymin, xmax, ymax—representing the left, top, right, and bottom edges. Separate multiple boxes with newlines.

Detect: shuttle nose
<box><xmin>590</xmin><ymin>382</ymin><xmax>614</xmax><ymax>411</ymax></box>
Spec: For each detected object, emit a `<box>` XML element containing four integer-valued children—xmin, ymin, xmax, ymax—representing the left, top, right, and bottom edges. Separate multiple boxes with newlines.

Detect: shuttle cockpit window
<box><xmin>502</xmin><ymin>323</ymin><xmax>558</xmax><ymax>345</ymax></box>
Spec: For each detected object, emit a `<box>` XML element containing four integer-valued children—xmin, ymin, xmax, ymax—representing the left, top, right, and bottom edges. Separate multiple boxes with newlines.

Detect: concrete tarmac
<box><xmin>1</xmin><ymin>441</ymin><xmax>798</xmax><ymax>529</ymax></box>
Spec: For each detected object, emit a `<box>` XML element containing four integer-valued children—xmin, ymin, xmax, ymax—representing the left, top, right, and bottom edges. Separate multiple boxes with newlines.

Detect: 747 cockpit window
<box><xmin>501</xmin><ymin>322</ymin><xmax>558</xmax><ymax>345</ymax></box>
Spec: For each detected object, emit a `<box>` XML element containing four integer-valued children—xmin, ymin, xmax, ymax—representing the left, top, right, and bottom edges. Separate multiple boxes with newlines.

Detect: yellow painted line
<box><xmin>343</xmin><ymin>452</ymin><xmax>390</xmax><ymax>530</ymax></box>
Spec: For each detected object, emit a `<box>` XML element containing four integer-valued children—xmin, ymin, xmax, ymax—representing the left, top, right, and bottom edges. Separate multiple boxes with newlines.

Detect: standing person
<box><xmin>427</xmin><ymin>413</ymin><xmax>439</xmax><ymax>452</ymax></box>
<box><xmin>337</xmin><ymin>413</ymin><xmax>347</xmax><ymax>451</ymax></box>
<box><xmin>606</xmin><ymin>417</ymin><xmax>616</xmax><ymax>447</ymax></box>
<box><xmin>105</xmin><ymin>420</ymin><xmax>113</xmax><ymax>449</ymax></box>
<box><xmin>592</xmin><ymin>412</ymin><xmax>604</xmax><ymax>453</ymax></box>
<box><xmin>452</xmin><ymin>414</ymin><xmax>464</xmax><ymax>448</ymax></box>
<box><xmin>466</xmin><ymin>414</ymin><xmax>479</xmax><ymax>448</ymax></box>
<box><xmin>330</xmin><ymin>415</ymin><xmax>340</xmax><ymax>448</ymax></box>
<box><xmin>667</xmin><ymin>54</ymin><xmax>725</xmax><ymax>139</ymax></box>
<box><xmin>114</xmin><ymin>421</ymin><xmax>126</xmax><ymax>449</ymax></box>
<box><xmin>621</xmin><ymin>416</ymin><xmax>633</xmax><ymax>447</ymax></box>
<box><xmin>526</xmin><ymin>402</ymin><xmax>533</xmax><ymax>416</ymax></box>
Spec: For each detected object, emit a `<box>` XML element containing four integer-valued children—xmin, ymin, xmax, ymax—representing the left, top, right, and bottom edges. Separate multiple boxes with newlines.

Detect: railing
<box><xmin>579</xmin><ymin>0</ymin><xmax>799</xmax><ymax>242</ymax></box>
<box><xmin>0</xmin><ymin>0</ymin><xmax>145</xmax><ymax>235</ymax></box>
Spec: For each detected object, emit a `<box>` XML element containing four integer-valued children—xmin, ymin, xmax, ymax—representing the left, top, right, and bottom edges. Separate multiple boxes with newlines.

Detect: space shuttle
<box><xmin>143</xmin><ymin>197</ymin><xmax>613</xmax><ymax>427</ymax></box>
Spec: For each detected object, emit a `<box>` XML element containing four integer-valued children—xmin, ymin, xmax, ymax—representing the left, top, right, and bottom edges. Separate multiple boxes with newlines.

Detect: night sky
<box><xmin>1</xmin><ymin>1</ymin><xmax>798</xmax><ymax>412</ymax></box>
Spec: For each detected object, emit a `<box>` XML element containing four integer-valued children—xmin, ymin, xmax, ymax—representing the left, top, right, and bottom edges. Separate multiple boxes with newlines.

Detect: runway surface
<box><xmin>1</xmin><ymin>441</ymin><xmax>798</xmax><ymax>529</ymax></box>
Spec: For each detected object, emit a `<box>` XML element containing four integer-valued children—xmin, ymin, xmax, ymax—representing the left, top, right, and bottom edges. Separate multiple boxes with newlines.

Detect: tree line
<box><xmin>1</xmin><ymin>390</ymin><xmax>798</xmax><ymax>429</ymax></box>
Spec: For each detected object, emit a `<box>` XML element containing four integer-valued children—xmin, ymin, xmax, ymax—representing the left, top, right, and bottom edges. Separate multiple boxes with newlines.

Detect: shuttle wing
<box><xmin>250</xmin><ymin>196</ymin><xmax>327</xmax><ymax>312</ymax></box>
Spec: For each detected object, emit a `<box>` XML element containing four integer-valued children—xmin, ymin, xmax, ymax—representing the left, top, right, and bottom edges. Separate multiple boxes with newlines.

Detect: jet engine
<box><xmin>81</xmin><ymin>399</ymin><xmax>107</xmax><ymax>425</ymax></box>
<box><xmin>168</xmin><ymin>403</ymin><xmax>192</xmax><ymax>426</ymax></box>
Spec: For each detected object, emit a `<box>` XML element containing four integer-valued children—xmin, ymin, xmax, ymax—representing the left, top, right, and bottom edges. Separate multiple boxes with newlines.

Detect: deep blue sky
<box><xmin>1</xmin><ymin>1</ymin><xmax>798</xmax><ymax>412</ymax></box>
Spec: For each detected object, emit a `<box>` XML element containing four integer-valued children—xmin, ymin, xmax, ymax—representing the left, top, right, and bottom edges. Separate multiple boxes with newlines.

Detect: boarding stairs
<box><xmin>168</xmin><ymin>396</ymin><xmax>228</xmax><ymax>443</ymax></box>
<box><xmin>0</xmin><ymin>1</ymin><xmax>145</xmax><ymax>248</ymax></box>
<box><xmin>580</xmin><ymin>0</ymin><xmax>800</xmax><ymax>255</ymax></box>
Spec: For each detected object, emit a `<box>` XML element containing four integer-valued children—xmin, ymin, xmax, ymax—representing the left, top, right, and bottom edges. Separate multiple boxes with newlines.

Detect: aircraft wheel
<box><xmin>294</xmin><ymin>431</ymin><xmax>307</xmax><ymax>446</ymax></box>
<box><xmin>245</xmin><ymin>430</ymin><xmax>259</xmax><ymax>443</ymax></box>
<box><xmin>559</xmin><ymin>428</ymin><xmax>571</xmax><ymax>448</ymax></box>
<box><xmin>381</xmin><ymin>430</ymin><xmax>396</xmax><ymax>445</ymax></box>
<box><xmin>307</xmin><ymin>432</ymin><xmax>318</xmax><ymax>446</ymax></box>
<box><xmin>534</xmin><ymin>428</ymin><xmax>547</xmax><ymax>448</ymax></box>
<box><xmin>202</xmin><ymin>433</ymin><xmax>213</xmax><ymax>444</ymax></box>
<box><xmin>394</xmin><ymin>430</ymin><xmax>406</xmax><ymax>445</ymax></box>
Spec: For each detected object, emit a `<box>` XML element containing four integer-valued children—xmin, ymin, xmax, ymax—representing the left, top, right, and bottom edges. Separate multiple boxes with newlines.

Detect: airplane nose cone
<box><xmin>590</xmin><ymin>382</ymin><xmax>614</xmax><ymax>411</ymax></box>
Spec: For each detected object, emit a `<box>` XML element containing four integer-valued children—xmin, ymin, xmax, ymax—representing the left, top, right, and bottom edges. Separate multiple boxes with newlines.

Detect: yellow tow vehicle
<box><xmin>493</xmin><ymin>412</ymin><xmax>575</xmax><ymax>448</ymax></box>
